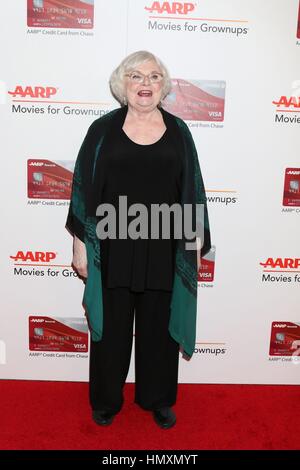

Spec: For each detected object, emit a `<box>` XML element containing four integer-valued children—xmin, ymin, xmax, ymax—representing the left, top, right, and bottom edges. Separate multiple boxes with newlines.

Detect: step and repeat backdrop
<box><xmin>1</xmin><ymin>0</ymin><xmax>299</xmax><ymax>383</ymax></box>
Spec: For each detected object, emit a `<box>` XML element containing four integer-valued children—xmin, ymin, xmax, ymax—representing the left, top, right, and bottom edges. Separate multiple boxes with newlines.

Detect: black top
<box><xmin>97</xmin><ymin>113</ymin><xmax>183</xmax><ymax>292</ymax></box>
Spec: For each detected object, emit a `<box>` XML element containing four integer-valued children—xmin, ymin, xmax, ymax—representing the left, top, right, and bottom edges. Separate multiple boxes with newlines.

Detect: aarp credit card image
<box><xmin>282</xmin><ymin>168</ymin><xmax>300</xmax><ymax>206</ymax></box>
<box><xmin>27</xmin><ymin>0</ymin><xmax>94</xmax><ymax>29</ymax></box>
<box><xmin>269</xmin><ymin>322</ymin><xmax>300</xmax><ymax>356</ymax></box>
<box><xmin>198</xmin><ymin>246</ymin><xmax>216</xmax><ymax>283</ymax></box>
<box><xmin>29</xmin><ymin>316</ymin><xmax>88</xmax><ymax>352</ymax></box>
<box><xmin>163</xmin><ymin>79</ymin><xmax>225</xmax><ymax>121</ymax></box>
<box><xmin>27</xmin><ymin>159</ymin><xmax>74</xmax><ymax>200</ymax></box>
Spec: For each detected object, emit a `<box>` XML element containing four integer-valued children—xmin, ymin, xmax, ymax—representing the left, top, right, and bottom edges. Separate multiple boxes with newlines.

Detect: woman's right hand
<box><xmin>72</xmin><ymin>235</ymin><xmax>88</xmax><ymax>279</ymax></box>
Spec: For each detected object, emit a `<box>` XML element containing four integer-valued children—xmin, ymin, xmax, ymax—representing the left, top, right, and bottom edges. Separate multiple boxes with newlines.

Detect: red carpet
<box><xmin>0</xmin><ymin>381</ymin><xmax>299</xmax><ymax>450</ymax></box>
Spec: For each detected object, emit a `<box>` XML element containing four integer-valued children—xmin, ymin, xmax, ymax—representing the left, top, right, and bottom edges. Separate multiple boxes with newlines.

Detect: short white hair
<box><xmin>109</xmin><ymin>50</ymin><xmax>172</xmax><ymax>105</ymax></box>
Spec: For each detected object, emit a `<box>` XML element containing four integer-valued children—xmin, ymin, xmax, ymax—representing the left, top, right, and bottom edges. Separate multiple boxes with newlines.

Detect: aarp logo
<box><xmin>10</xmin><ymin>251</ymin><xmax>57</xmax><ymax>264</ymax></box>
<box><xmin>145</xmin><ymin>1</ymin><xmax>196</xmax><ymax>15</ymax></box>
<box><xmin>8</xmin><ymin>85</ymin><xmax>58</xmax><ymax>100</ymax></box>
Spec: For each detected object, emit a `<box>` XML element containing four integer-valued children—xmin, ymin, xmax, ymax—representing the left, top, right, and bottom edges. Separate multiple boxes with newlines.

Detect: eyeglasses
<box><xmin>125</xmin><ymin>71</ymin><xmax>164</xmax><ymax>84</ymax></box>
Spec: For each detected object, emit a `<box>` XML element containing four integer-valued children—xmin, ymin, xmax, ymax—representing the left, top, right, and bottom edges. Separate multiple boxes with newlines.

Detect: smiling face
<box><xmin>124</xmin><ymin>60</ymin><xmax>164</xmax><ymax>113</ymax></box>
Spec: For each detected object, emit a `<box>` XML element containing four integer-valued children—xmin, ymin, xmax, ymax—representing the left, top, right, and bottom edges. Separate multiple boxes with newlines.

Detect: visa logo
<box><xmin>74</xmin><ymin>344</ymin><xmax>86</xmax><ymax>349</ymax></box>
<box><xmin>208</xmin><ymin>112</ymin><xmax>222</xmax><ymax>117</ymax></box>
<box><xmin>77</xmin><ymin>18</ymin><xmax>92</xmax><ymax>24</ymax></box>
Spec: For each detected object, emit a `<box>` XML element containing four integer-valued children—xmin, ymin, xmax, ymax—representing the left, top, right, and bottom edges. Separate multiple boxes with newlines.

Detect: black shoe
<box><xmin>92</xmin><ymin>410</ymin><xmax>115</xmax><ymax>426</ymax></box>
<box><xmin>153</xmin><ymin>407</ymin><xmax>176</xmax><ymax>429</ymax></box>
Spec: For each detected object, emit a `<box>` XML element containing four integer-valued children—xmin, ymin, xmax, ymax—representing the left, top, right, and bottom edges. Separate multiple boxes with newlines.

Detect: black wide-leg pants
<box><xmin>89</xmin><ymin>285</ymin><xmax>179</xmax><ymax>414</ymax></box>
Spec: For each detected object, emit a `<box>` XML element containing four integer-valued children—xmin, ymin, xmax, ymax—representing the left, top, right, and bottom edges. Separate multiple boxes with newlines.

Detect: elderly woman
<box><xmin>66</xmin><ymin>50</ymin><xmax>211</xmax><ymax>429</ymax></box>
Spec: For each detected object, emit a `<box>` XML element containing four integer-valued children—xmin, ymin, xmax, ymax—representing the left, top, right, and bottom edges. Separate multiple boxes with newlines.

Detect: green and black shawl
<box><xmin>66</xmin><ymin>105</ymin><xmax>211</xmax><ymax>358</ymax></box>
